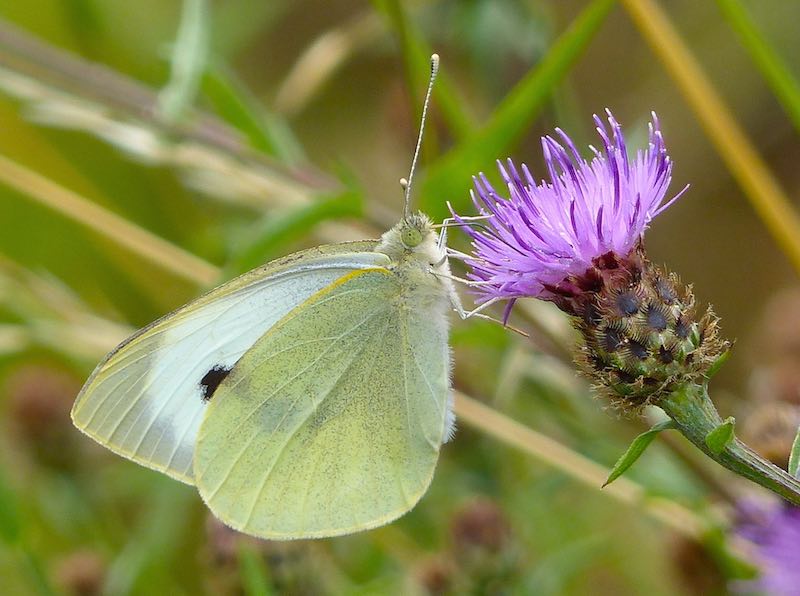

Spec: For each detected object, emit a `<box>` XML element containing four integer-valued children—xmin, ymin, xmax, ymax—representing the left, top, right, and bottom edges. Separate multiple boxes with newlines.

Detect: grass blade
<box><xmin>19</xmin><ymin>549</ymin><xmax>56</xmax><ymax>596</ymax></box>
<box><xmin>621</xmin><ymin>0</ymin><xmax>800</xmax><ymax>276</ymax></box>
<box><xmin>421</xmin><ymin>0</ymin><xmax>616</xmax><ymax>219</ymax></box>
<box><xmin>274</xmin><ymin>12</ymin><xmax>382</xmax><ymax>116</ymax></box>
<box><xmin>716</xmin><ymin>0</ymin><xmax>800</xmax><ymax>133</ymax></box>
<box><xmin>203</xmin><ymin>63</ymin><xmax>305</xmax><ymax>163</ymax></box>
<box><xmin>0</xmin><ymin>154</ymin><xmax>220</xmax><ymax>286</ymax></box>
<box><xmin>0</xmin><ymin>466</ymin><xmax>21</xmax><ymax>545</ymax></box>
<box><xmin>158</xmin><ymin>0</ymin><xmax>211</xmax><ymax>123</ymax></box>
<box><xmin>454</xmin><ymin>392</ymin><xmax>704</xmax><ymax>538</ymax></box>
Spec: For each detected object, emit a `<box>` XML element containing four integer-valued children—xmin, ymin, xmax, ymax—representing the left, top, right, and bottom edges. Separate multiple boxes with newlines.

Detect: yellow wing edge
<box><xmin>209</xmin><ymin>476</ymin><xmax>435</xmax><ymax>540</ymax></box>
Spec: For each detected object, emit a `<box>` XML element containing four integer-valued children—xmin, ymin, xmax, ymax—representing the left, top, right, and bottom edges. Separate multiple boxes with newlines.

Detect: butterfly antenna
<box><xmin>402</xmin><ymin>53</ymin><xmax>439</xmax><ymax>221</ymax></box>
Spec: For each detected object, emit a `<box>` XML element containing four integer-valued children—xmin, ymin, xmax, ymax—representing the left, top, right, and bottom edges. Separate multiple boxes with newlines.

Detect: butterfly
<box><xmin>71</xmin><ymin>55</ymin><xmax>464</xmax><ymax>539</ymax></box>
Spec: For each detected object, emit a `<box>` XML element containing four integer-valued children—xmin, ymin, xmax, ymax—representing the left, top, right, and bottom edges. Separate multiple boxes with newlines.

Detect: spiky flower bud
<box><xmin>556</xmin><ymin>246</ymin><xmax>726</xmax><ymax>408</ymax></box>
<box><xmin>452</xmin><ymin>111</ymin><xmax>800</xmax><ymax>504</ymax></box>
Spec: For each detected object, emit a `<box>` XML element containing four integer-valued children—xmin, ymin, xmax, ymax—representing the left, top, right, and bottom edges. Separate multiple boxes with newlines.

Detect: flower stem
<box><xmin>659</xmin><ymin>383</ymin><xmax>800</xmax><ymax>505</ymax></box>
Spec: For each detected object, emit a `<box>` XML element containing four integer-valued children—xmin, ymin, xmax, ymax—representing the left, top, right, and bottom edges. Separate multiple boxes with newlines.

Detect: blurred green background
<box><xmin>0</xmin><ymin>0</ymin><xmax>799</xmax><ymax>594</ymax></box>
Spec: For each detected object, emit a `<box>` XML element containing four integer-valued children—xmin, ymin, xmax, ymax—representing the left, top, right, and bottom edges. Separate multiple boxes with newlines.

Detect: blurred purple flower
<box><xmin>454</xmin><ymin>110</ymin><xmax>685</xmax><ymax>309</ymax></box>
<box><xmin>734</xmin><ymin>502</ymin><xmax>800</xmax><ymax>595</ymax></box>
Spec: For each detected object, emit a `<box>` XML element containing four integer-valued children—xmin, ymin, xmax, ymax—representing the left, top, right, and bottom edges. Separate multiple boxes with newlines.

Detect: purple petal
<box><xmin>450</xmin><ymin>111</ymin><xmax>684</xmax><ymax>305</ymax></box>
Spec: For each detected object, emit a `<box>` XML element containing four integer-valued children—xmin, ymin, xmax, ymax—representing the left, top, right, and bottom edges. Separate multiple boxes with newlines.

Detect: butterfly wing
<box><xmin>71</xmin><ymin>242</ymin><xmax>389</xmax><ymax>484</ymax></box>
<box><xmin>194</xmin><ymin>268</ymin><xmax>451</xmax><ymax>539</ymax></box>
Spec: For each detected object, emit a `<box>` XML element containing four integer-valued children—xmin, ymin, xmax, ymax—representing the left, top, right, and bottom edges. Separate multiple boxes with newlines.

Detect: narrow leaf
<box><xmin>420</xmin><ymin>0</ymin><xmax>615</xmax><ymax>219</ymax></box>
<box><xmin>202</xmin><ymin>63</ymin><xmax>305</xmax><ymax>163</ymax></box>
<box><xmin>716</xmin><ymin>0</ymin><xmax>800</xmax><ymax>133</ymax></box>
<box><xmin>158</xmin><ymin>0</ymin><xmax>211</xmax><ymax>123</ymax></box>
<box><xmin>789</xmin><ymin>424</ymin><xmax>800</xmax><ymax>479</ymax></box>
<box><xmin>705</xmin><ymin>416</ymin><xmax>736</xmax><ymax>455</ymax></box>
<box><xmin>604</xmin><ymin>420</ymin><xmax>675</xmax><ymax>487</ymax></box>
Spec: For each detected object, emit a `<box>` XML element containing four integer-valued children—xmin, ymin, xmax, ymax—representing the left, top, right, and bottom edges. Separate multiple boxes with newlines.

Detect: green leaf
<box><xmin>789</xmin><ymin>424</ymin><xmax>800</xmax><ymax>478</ymax></box>
<box><xmin>202</xmin><ymin>63</ymin><xmax>305</xmax><ymax>163</ymax></box>
<box><xmin>420</xmin><ymin>0</ymin><xmax>616</xmax><ymax>220</ymax></box>
<box><xmin>158</xmin><ymin>0</ymin><xmax>211</xmax><ymax>123</ymax></box>
<box><xmin>705</xmin><ymin>348</ymin><xmax>732</xmax><ymax>380</ymax></box>
<box><xmin>238</xmin><ymin>544</ymin><xmax>275</xmax><ymax>596</ymax></box>
<box><xmin>705</xmin><ymin>416</ymin><xmax>736</xmax><ymax>455</ymax></box>
<box><xmin>226</xmin><ymin>190</ymin><xmax>364</xmax><ymax>276</ymax></box>
<box><xmin>716</xmin><ymin>0</ymin><xmax>800</xmax><ymax>133</ymax></box>
<box><xmin>603</xmin><ymin>420</ymin><xmax>675</xmax><ymax>487</ymax></box>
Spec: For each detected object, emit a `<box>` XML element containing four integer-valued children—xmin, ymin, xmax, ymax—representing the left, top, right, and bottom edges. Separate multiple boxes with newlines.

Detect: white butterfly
<box><xmin>71</xmin><ymin>55</ymin><xmax>480</xmax><ymax>539</ymax></box>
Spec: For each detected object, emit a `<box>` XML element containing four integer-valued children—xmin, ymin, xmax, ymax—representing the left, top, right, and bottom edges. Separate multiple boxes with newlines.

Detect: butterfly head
<box><xmin>377</xmin><ymin>212</ymin><xmax>440</xmax><ymax>263</ymax></box>
<box><xmin>400</xmin><ymin>212</ymin><xmax>431</xmax><ymax>248</ymax></box>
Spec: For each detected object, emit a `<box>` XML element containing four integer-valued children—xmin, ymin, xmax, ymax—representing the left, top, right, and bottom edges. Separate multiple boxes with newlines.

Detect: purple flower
<box><xmin>734</xmin><ymin>501</ymin><xmax>800</xmax><ymax>595</ymax></box>
<box><xmin>454</xmin><ymin>111</ymin><xmax>685</xmax><ymax>307</ymax></box>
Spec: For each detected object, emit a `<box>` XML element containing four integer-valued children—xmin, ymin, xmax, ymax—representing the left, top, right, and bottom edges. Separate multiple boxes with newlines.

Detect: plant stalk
<box><xmin>660</xmin><ymin>383</ymin><xmax>800</xmax><ymax>505</ymax></box>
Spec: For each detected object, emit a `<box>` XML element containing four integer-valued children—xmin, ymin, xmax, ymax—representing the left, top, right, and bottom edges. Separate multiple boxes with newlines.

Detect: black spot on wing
<box><xmin>200</xmin><ymin>365</ymin><xmax>232</xmax><ymax>402</ymax></box>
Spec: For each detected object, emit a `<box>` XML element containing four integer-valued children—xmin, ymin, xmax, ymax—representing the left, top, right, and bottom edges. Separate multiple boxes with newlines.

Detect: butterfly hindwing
<box><xmin>194</xmin><ymin>267</ymin><xmax>451</xmax><ymax>539</ymax></box>
<box><xmin>71</xmin><ymin>242</ymin><xmax>390</xmax><ymax>484</ymax></box>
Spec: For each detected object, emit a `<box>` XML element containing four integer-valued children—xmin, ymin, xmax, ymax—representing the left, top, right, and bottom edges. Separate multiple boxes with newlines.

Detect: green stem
<box><xmin>659</xmin><ymin>383</ymin><xmax>800</xmax><ymax>505</ymax></box>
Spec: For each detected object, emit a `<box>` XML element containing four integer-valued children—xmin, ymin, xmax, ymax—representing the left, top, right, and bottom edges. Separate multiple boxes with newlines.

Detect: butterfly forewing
<box><xmin>71</xmin><ymin>243</ymin><xmax>390</xmax><ymax>484</ymax></box>
<box><xmin>194</xmin><ymin>267</ymin><xmax>450</xmax><ymax>539</ymax></box>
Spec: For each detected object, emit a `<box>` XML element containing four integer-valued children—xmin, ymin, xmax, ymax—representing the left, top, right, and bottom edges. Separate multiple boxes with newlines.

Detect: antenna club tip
<box><xmin>430</xmin><ymin>53</ymin><xmax>440</xmax><ymax>70</ymax></box>
<box><xmin>399</xmin><ymin>177</ymin><xmax>409</xmax><ymax>189</ymax></box>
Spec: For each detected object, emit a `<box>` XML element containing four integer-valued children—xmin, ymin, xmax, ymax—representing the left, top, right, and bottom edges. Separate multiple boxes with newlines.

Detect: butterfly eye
<box><xmin>401</xmin><ymin>226</ymin><xmax>423</xmax><ymax>248</ymax></box>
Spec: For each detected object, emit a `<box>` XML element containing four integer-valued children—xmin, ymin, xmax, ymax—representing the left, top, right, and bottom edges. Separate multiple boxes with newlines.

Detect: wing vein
<box><xmin>239</xmin><ymin>310</ymin><xmax>388</xmax><ymax>527</ymax></box>
<box><xmin>200</xmin><ymin>298</ymin><xmax>385</xmax><ymax>495</ymax></box>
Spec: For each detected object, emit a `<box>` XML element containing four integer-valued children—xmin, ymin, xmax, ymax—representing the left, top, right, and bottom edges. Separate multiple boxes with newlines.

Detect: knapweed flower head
<box><xmin>733</xmin><ymin>501</ymin><xmax>800</xmax><ymax>596</ymax></box>
<box><xmin>454</xmin><ymin>111</ymin><xmax>726</xmax><ymax>407</ymax></box>
<box><xmin>456</xmin><ymin>110</ymin><xmax>684</xmax><ymax>305</ymax></box>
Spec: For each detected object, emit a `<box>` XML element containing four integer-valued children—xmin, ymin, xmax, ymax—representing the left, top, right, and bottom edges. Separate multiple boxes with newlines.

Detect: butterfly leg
<box><xmin>434</xmin><ymin>206</ymin><xmax>492</xmax><ymax>253</ymax></box>
<box><xmin>435</xmin><ymin>218</ymin><xmax>453</xmax><ymax>252</ymax></box>
<box><xmin>446</xmin><ymin>291</ymin><xmax>529</xmax><ymax>337</ymax></box>
<box><xmin>445</xmin><ymin>247</ymin><xmax>474</xmax><ymax>261</ymax></box>
<box><xmin>450</xmin><ymin>296</ymin><xmax>507</xmax><ymax>325</ymax></box>
<box><xmin>432</xmin><ymin>210</ymin><xmax>525</xmax><ymax>335</ymax></box>
<box><xmin>432</xmin><ymin>271</ymin><xmax>501</xmax><ymax>287</ymax></box>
